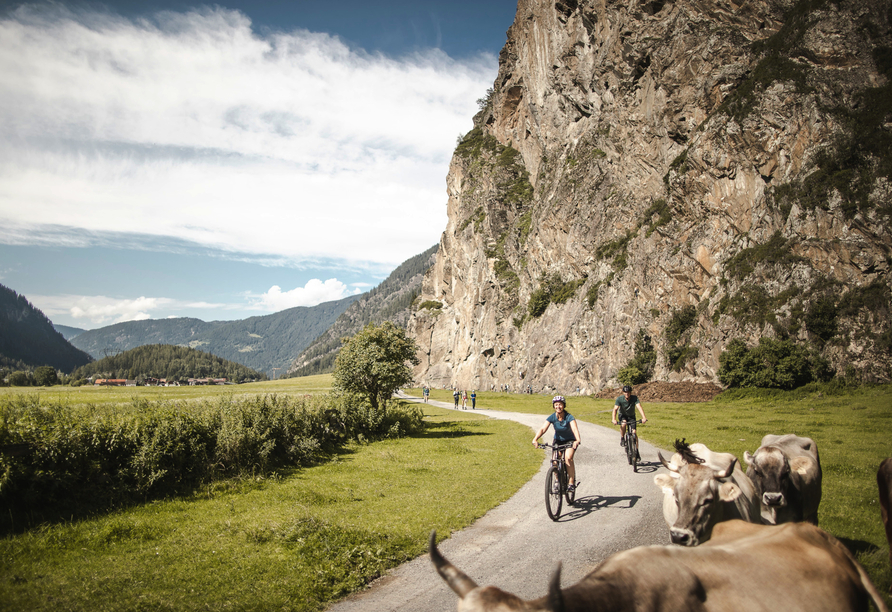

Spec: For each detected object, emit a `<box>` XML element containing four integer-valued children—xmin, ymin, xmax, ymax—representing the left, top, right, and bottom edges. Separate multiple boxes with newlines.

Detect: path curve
<box><xmin>326</xmin><ymin>394</ymin><xmax>669</xmax><ymax>611</ymax></box>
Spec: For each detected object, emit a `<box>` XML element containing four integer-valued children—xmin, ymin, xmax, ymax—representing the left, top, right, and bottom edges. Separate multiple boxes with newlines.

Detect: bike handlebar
<box><xmin>619</xmin><ymin>419</ymin><xmax>645</xmax><ymax>425</ymax></box>
<box><xmin>538</xmin><ymin>442</ymin><xmax>576</xmax><ymax>450</ymax></box>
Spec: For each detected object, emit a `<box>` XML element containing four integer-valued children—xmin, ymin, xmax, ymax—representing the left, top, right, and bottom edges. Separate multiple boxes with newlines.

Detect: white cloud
<box><xmin>254</xmin><ymin>278</ymin><xmax>358</xmax><ymax>311</ymax></box>
<box><xmin>0</xmin><ymin>5</ymin><xmax>496</xmax><ymax>266</ymax></box>
<box><xmin>31</xmin><ymin>294</ymin><xmax>175</xmax><ymax>326</ymax></box>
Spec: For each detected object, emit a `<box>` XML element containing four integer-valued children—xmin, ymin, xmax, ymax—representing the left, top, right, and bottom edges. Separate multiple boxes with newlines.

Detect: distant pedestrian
<box><xmin>453</xmin><ymin>389</ymin><xmax>460</xmax><ymax>408</ymax></box>
<box><xmin>461</xmin><ymin>390</ymin><xmax>467</xmax><ymax>409</ymax></box>
<box><xmin>471</xmin><ymin>391</ymin><xmax>476</xmax><ymax>409</ymax></box>
<box><xmin>423</xmin><ymin>386</ymin><xmax>429</xmax><ymax>402</ymax></box>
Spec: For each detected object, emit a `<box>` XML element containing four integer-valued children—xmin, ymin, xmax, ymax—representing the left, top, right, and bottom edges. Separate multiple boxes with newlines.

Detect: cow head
<box><xmin>430</xmin><ymin>531</ymin><xmax>561</xmax><ymax>611</ymax></box>
<box><xmin>654</xmin><ymin>452</ymin><xmax>741</xmax><ymax>546</ymax></box>
<box><xmin>744</xmin><ymin>446</ymin><xmax>791</xmax><ymax>508</ymax></box>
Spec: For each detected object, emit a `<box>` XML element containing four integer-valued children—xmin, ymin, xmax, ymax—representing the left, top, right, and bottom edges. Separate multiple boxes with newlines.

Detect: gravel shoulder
<box><xmin>326</xmin><ymin>394</ymin><xmax>669</xmax><ymax>611</ymax></box>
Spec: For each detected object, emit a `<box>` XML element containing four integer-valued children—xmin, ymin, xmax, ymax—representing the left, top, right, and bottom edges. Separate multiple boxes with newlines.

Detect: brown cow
<box><xmin>879</xmin><ymin>457</ymin><xmax>892</xmax><ymax>594</ymax></box>
<box><xmin>431</xmin><ymin>521</ymin><xmax>889</xmax><ymax>612</ymax></box>
<box><xmin>744</xmin><ymin>434</ymin><xmax>822</xmax><ymax>525</ymax></box>
<box><xmin>653</xmin><ymin>442</ymin><xmax>760</xmax><ymax>546</ymax></box>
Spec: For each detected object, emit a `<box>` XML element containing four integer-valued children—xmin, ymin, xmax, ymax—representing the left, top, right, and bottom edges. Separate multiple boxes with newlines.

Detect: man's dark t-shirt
<box><xmin>615</xmin><ymin>395</ymin><xmax>639</xmax><ymax>422</ymax></box>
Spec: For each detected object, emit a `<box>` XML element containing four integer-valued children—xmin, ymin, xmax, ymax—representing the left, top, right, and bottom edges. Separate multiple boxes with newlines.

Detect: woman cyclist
<box><xmin>532</xmin><ymin>396</ymin><xmax>582</xmax><ymax>492</ymax></box>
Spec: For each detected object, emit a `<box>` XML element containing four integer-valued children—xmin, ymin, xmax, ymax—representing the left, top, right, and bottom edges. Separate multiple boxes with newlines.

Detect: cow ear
<box><xmin>654</xmin><ymin>473</ymin><xmax>676</xmax><ymax>492</ymax></box>
<box><xmin>743</xmin><ymin>450</ymin><xmax>754</xmax><ymax>465</ymax></box>
<box><xmin>790</xmin><ymin>456</ymin><xmax>813</xmax><ymax>476</ymax></box>
<box><xmin>719</xmin><ymin>481</ymin><xmax>741</xmax><ymax>502</ymax></box>
<box><xmin>547</xmin><ymin>563</ymin><xmax>564</xmax><ymax>612</ymax></box>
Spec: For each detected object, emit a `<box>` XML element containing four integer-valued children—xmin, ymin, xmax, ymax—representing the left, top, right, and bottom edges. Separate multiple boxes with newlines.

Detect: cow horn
<box><xmin>547</xmin><ymin>563</ymin><xmax>564</xmax><ymax>612</ymax></box>
<box><xmin>658</xmin><ymin>451</ymin><xmax>679</xmax><ymax>472</ymax></box>
<box><xmin>715</xmin><ymin>457</ymin><xmax>737</xmax><ymax>479</ymax></box>
<box><xmin>429</xmin><ymin>531</ymin><xmax>478</xmax><ymax>598</ymax></box>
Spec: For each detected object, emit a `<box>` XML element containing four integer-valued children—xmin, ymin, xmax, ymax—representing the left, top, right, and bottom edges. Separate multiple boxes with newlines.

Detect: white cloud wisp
<box><xmin>0</xmin><ymin>5</ymin><xmax>496</xmax><ymax>266</ymax></box>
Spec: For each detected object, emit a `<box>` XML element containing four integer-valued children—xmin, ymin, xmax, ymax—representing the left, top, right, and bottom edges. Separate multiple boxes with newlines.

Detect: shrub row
<box><xmin>0</xmin><ymin>393</ymin><xmax>423</xmax><ymax>529</ymax></box>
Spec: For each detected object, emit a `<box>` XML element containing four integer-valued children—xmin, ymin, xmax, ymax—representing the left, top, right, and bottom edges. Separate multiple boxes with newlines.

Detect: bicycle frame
<box><xmin>620</xmin><ymin>419</ymin><xmax>643</xmax><ymax>472</ymax></box>
<box><xmin>539</xmin><ymin>441</ymin><xmax>576</xmax><ymax>520</ymax></box>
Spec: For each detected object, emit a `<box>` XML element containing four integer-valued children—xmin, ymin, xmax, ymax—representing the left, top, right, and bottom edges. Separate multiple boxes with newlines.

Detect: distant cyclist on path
<box><xmin>532</xmin><ymin>396</ymin><xmax>582</xmax><ymax>492</ymax></box>
<box><xmin>612</xmin><ymin>385</ymin><xmax>648</xmax><ymax>456</ymax></box>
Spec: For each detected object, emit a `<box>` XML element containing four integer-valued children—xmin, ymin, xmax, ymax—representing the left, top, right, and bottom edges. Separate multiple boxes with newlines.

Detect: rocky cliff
<box><xmin>409</xmin><ymin>0</ymin><xmax>892</xmax><ymax>393</ymax></box>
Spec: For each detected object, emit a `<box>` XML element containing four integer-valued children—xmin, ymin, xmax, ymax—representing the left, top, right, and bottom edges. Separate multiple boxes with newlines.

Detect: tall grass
<box><xmin>0</xmin><ymin>388</ymin><xmax>421</xmax><ymax>532</ymax></box>
<box><xmin>0</xmin><ymin>404</ymin><xmax>539</xmax><ymax>612</ymax></box>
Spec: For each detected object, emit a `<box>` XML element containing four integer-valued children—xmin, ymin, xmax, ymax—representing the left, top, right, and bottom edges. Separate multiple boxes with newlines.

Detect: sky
<box><xmin>0</xmin><ymin>0</ymin><xmax>516</xmax><ymax>329</ymax></box>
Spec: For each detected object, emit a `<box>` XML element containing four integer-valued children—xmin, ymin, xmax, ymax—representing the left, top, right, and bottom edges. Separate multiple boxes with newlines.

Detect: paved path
<box><xmin>326</xmin><ymin>393</ymin><xmax>668</xmax><ymax>611</ymax></box>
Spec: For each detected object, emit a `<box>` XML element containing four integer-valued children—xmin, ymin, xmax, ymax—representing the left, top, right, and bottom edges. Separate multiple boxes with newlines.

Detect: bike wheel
<box><xmin>545</xmin><ymin>466</ymin><xmax>563</xmax><ymax>520</ymax></box>
<box><xmin>631</xmin><ymin>434</ymin><xmax>639</xmax><ymax>472</ymax></box>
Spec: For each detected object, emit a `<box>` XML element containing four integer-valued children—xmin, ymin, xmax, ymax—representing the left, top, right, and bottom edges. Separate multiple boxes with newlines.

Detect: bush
<box><xmin>0</xmin><ymin>392</ymin><xmax>424</xmax><ymax>529</ymax></box>
<box><xmin>718</xmin><ymin>337</ymin><xmax>834</xmax><ymax>389</ymax></box>
<box><xmin>7</xmin><ymin>371</ymin><xmax>30</xmax><ymax>386</ymax></box>
<box><xmin>617</xmin><ymin>366</ymin><xmax>647</xmax><ymax>386</ymax></box>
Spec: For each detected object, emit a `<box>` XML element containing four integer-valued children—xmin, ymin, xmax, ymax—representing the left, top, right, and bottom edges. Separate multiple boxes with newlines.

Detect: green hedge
<box><xmin>0</xmin><ymin>393</ymin><xmax>422</xmax><ymax>529</ymax></box>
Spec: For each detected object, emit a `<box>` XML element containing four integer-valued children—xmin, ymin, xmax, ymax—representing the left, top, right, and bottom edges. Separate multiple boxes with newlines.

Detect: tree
<box><xmin>8</xmin><ymin>370</ymin><xmax>31</xmax><ymax>386</ymax></box>
<box><xmin>333</xmin><ymin>322</ymin><xmax>420</xmax><ymax>411</ymax></box>
<box><xmin>34</xmin><ymin>366</ymin><xmax>59</xmax><ymax>386</ymax></box>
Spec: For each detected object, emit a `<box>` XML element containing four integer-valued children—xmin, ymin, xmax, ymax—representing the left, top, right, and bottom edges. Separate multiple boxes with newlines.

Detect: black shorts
<box><xmin>620</xmin><ymin>418</ymin><xmax>637</xmax><ymax>429</ymax></box>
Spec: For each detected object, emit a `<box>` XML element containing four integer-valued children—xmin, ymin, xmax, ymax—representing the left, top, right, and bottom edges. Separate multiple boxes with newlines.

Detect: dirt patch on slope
<box><xmin>594</xmin><ymin>381</ymin><xmax>723</xmax><ymax>403</ymax></box>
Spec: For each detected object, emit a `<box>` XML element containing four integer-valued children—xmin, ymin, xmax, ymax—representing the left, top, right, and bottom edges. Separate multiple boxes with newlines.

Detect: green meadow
<box><xmin>1</xmin><ymin>380</ymin><xmax>890</xmax><ymax>610</ymax></box>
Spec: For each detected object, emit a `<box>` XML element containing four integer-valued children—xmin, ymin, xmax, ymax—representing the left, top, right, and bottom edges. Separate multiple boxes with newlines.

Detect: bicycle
<box><xmin>538</xmin><ymin>441</ymin><xmax>577</xmax><ymax>520</ymax></box>
<box><xmin>620</xmin><ymin>419</ymin><xmax>644</xmax><ymax>472</ymax></box>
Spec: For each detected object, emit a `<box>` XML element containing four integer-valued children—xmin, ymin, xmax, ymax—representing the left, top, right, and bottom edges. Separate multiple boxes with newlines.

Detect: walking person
<box><xmin>453</xmin><ymin>389</ymin><xmax>460</xmax><ymax>409</ymax></box>
<box><xmin>470</xmin><ymin>390</ymin><xmax>476</xmax><ymax>409</ymax></box>
<box><xmin>461</xmin><ymin>390</ymin><xmax>467</xmax><ymax>409</ymax></box>
<box><xmin>423</xmin><ymin>386</ymin><xmax>429</xmax><ymax>402</ymax></box>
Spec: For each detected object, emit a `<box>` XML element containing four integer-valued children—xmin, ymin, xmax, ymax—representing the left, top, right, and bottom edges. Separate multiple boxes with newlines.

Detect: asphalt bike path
<box><xmin>326</xmin><ymin>393</ymin><xmax>668</xmax><ymax>611</ymax></box>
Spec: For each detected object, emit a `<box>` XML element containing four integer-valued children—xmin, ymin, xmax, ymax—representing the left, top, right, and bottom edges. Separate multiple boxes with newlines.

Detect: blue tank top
<box><xmin>547</xmin><ymin>412</ymin><xmax>576</xmax><ymax>443</ymax></box>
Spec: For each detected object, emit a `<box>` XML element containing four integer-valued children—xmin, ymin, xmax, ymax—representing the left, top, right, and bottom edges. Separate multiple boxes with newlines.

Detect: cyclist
<box><xmin>612</xmin><ymin>385</ymin><xmax>648</xmax><ymax>458</ymax></box>
<box><xmin>532</xmin><ymin>396</ymin><xmax>582</xmax><ymax>492</ymax></box>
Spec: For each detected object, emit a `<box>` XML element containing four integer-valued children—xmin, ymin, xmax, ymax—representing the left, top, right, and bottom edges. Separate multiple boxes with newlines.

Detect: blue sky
<box><xmin>0</xmin><ymin>0</ymin><xmax>515</xmax><ymax>329</ymax></box>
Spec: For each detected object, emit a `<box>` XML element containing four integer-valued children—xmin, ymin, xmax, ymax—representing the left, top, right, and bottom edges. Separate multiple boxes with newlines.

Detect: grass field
<box><xmin>1</xmin><ymin>381</ymin><xmax>890</xmax><ymax>610</ymax></box>
<box><xmin>0</xmin><ymin>374</ymin><xmax>335</xmax><ymax>405</ymax></box>
<box><xmin>0</xmin><ymin>400</ymin><xmax>539</xmax><ymax>611</ymax></box>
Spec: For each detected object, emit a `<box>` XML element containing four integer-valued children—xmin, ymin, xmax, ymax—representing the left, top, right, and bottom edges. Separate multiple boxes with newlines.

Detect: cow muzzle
<box><xmin>670</xmin><ymin>527</ymin><xmax>698</xmax><ymax>547</ymax></box>
<box><xmin>762</xmin><ymin>492</ymin><xmax>786</xmax><ymax>507</ymax></box>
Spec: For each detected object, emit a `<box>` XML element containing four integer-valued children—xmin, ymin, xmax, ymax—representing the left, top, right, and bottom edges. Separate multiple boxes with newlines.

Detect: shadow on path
<box><xmin>553</xmin><ymin>494</ymin><xmax>642</xmax><ymax>521</ymax></box>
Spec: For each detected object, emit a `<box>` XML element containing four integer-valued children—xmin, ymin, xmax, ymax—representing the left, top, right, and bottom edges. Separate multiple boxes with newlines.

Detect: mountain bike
<box><xmin>538</xmin><ymin>441</ymin><xmax>576</xmax><ymax>520</ymax></box>
<box><xmin>621</xmin><ymin>419</ymin><xmax>644</xmax><ymax>472</ymax></box>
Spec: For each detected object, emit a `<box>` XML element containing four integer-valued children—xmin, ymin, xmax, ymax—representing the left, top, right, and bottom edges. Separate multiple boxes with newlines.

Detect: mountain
<box><xmin>69</xmin><ymin>295</ymin><xmax>361</xmax><ymax>377</ymax></box>
<box><xmin>70</xmin><ymin>344</ymin><xmax>266</xmax><ymax>383</ymax></box>
<box><xmin>53</xmin><ymin>324</ymin><xmax>87</xmax><ymax>341</ymax></box>
<box><xmin>287</xmin><ymin>245</ymin><xmax>438</xmax><ymax>377</ymax></box>
<box><xmin>0</xmin><ymin>283</ymin><xmax>93</xmax><ymax>372</ymax></box>
<box><xmin>408</xmin><ymin>0</ymin><xmax>891</xmax><ymax>392</ymax></box>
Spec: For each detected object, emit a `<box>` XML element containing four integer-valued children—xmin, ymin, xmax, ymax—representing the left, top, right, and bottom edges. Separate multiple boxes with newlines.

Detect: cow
<box><xmin>744</xmin><ymin>433</ymin><xmax>822</xmax><ymax>525</ymax></box>
<box><xmin>879</xmin><ymin>458</ymin><xmax>892</xmax><ymax>593</ymax></box>
<box><xmin>431</xmin><ymin>521</ymin><xmax>889</xmax><ymax>612</ymax></box>
<box><xmin>653</xmin><ymin>440</ymin><xmax>760</xmax><ymax>546</ymax></box>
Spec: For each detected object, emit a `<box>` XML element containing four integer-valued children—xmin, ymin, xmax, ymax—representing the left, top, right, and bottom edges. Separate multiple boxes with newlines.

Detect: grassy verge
<box><xmin>410</xmin><ymin>384</ymin><xmax>892</xmax><ymax>603</ymax></box>
<box><xmin>0</xmin><ymin>403</ymin><xmax>539</xmax><ymax>612</ymax></box>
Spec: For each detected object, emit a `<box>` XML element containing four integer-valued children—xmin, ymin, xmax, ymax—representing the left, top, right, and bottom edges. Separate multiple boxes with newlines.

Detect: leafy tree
<box><xmin>8</xmin><ymin>370</ymin><xmax>31</xmax><ymax>386</ymax></box>
<box><xmin>333</xmin><ymin>322</ymin><xmax>420</xmax><ymax>411</ymax></box>
<box><xmin>718</xmin><ymin>337</ymin><xmax>833</xmax><ymax>390</ymax></box>
<box><xmin>33</xmin><ymin>366</ymin><xmax>59</xmax><ymax>386</ymax></box>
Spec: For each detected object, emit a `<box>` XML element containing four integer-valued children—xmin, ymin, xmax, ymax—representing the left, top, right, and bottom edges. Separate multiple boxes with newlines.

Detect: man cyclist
<box><xmin>612</xmin><ymin>385</ymin><xmax>647</xmax><ymax>459</ymax></box>
<box><xmin>532</xmin><ymin>396</ymin><xmax>582</xmax><ymax>492</ymax></box>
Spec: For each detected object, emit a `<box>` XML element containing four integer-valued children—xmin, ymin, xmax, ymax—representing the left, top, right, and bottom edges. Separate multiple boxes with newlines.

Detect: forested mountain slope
<box><xmin>287</xmin><ymin>245</ymin><xmax>438</xmax><ymax>377</ymax></box>
<box><xmin>409</xmin><ymin>0</ymin><xmax>891</xmax><ymax>392</ymax></box>
<box><xmin>0</xmin><ymin>283</ymin><xmax>93</xmax><ymax>372</ymax></box>
<box><xmin>71</xmin><ymin>344</ymin><xmax>266</xmax><ymax>383</ymax></box>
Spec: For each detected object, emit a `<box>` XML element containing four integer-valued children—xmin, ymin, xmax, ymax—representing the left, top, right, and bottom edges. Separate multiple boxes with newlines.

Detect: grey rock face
<box><xmin>410</xmin><ymin>0</ymin><xmax>892</xmax><ymax>392</ymax></box>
